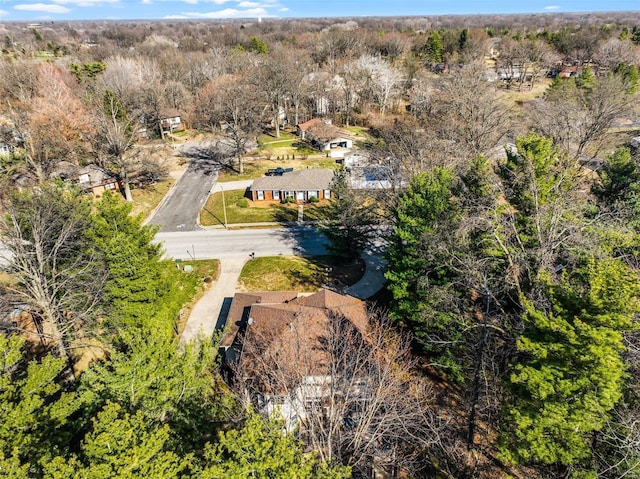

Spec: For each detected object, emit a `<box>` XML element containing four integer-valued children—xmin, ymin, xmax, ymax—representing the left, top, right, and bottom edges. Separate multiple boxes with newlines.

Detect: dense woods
<box><xmin>2</xmin><ymin>11</ymin><xmax>640</xmax><ymax>478</ymax></box>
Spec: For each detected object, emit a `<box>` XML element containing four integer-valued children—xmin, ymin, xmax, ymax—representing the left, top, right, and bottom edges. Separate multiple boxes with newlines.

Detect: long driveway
<box><xmin>147</xmin><ymin>139</ymin><xmax>240</xmax><ymax>232</ymax></box>
<box><xmin>179</xmin><ymin>257</ymin><xmax>247</xmax><ymax>346</ymax></box>
<box><xmin>147</xmin><ymin>161</ymin><xmax>218</xmax><ymax>232</ymax></box>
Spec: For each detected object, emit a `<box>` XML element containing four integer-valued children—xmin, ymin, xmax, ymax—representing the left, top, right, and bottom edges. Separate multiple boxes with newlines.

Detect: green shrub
<box><xmin>281</xmin><ymin>196</ymin><xmax>295</xmax><ymax>204</ymax></box>
<box><xmin>236</xmin><ymin>198</ymin><xmax>249</xmax><ymax>208</ymax></box>
<box><xmin>308</xmin><ymin>196</ymin><xmax>319</xmax><ymax>203</ymax></box>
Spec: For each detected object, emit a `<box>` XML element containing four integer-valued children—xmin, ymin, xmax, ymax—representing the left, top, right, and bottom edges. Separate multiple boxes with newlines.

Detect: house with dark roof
<box><xmin>219</xmin><ymin>289</ymin><xmax>369</xmax><ymax>428</ymax></box>
<box><xmin>220</xmin><ymin>288</ymin><xmax>367</xmax><ymax>373</ymax></box>
<box><xmin>249</xmin><ymin>168</ymin><xmax>335</xmax><ymax>202</ymax></box>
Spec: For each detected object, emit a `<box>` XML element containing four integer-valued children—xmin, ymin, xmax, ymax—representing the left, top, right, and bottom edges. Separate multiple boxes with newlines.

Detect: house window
<box><xmin>257</xmin><ymin>190</ymin><xmax>264</xmax><ymax>200</ymax></box>
<box><xmin>273</xmin><ymin>190</ymin><xmax>280</xmax><ymax>200</ymax></box>
<box><xmin>285</xmin><ymin>191</ymin><xmax>294</xmax><ymax>199</ymax></box>
<box><xmin>324</xmin><ymin>189</ymin><xmax>331</xmax><ymax>199</ymax></box>
<box><xmin>297</xmin><ymin>191</ymin><xmax>305</xmax><ymax>201</ymax></box>
<box><xmin>308</xmin><ymin>190</ymin><xmax>319</xmax><ymax>200</ymax></box>
<box><xmin>105</xmin><ymin>182</ymin><xmax>116</xmax><ymax>190</ymax></box>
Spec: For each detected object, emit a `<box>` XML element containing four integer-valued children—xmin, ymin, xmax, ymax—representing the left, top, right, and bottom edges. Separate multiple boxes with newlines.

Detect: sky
<box><xmin>0</xmin><ymin>0</ymin><xmax>638</xmax><ymax>22</ymax></box>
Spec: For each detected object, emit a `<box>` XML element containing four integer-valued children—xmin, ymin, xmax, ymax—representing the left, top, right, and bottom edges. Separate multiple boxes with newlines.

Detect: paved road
<box><xmin>155</xmin><ymin>226</ymin><xmax>329</xmax><ymax>261</ymax></box>
<box><xmin>148</xmin><ymin>160</ymin><xmax>219</xmax><ymax>232</ymax></box>
<box><xmin>148</xmin><ymin>139</ymin><xmax>240</xmax><ymax>233</ymax></box>
<box><xmin>345</xmin><ymin>247</ymin><xmax>387</xmax><ymax>300</ymax></box>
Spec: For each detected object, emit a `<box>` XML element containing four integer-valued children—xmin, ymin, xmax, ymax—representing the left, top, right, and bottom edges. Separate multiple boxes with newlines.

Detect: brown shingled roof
<box><xmin>297</xmin><ymin>118</ymin><xmax>323</xmax><ymax>131</ymax></box>
<box><xmin>220</xmin><ymin>291</ymin><xmax>298</xmax><ymax>347</ymax></box>
<box><xmin>226</xmin><ymin>289</ymin><xmax>368</xmax><ymax>391</ymax></box>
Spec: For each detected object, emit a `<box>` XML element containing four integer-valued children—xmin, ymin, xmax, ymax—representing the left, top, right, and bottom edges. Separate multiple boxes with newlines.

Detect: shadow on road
<box><xmin>275</xmin><ymin>225</ymin><xmax>329</xmax><ymax>256</ymax></box>
<box><xmin>179</xmin><ymin>141</ymin><xmax>236</xmax><ymax>175</ymax></box>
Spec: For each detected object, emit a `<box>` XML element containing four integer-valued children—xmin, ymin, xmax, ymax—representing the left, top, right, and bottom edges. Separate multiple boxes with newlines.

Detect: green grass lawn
<box><xmin>238</xmin><ymin>255</ymin><xmax>364</xmax><ymax>292</ymax></box>
<box><xmin>257</xmin><ymin>131</ymin><xmax>297</xmax><ymax>144</ymax></box>
<box><xmin>200</xmin><ymin>190</ymin><xmax>299</xmax><ymax>225</ymax></box>
<box><xmin>200</xmin><ymin>190</ymin><xmax>331</xmax><ymax>226</ymax></box>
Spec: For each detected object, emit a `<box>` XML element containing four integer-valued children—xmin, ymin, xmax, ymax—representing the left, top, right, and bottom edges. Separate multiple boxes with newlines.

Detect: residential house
<box><xmin>556</xmin><ymin>65</ymin><xmax>584</xmax><ymax>78</ymax></box>
<box><xmin>296</xmin><ymin>118</ymin><xmax>353</xmax><ymax>156</ymax></box>
<box><xmin>219</xmin><ymin>289</ymin><xmax>368</xmax><ymax>429</ymax></box>
<box><xmin>77</xmin><ymin>165</ymin><xmax>121</xmax><ymax>198</ymax></box>
<box><xmin>0</xmin><ymin>142</ymin><xmax>11</xmax><ymax>159</ymax></box>
<box><xmin>249</xmin><ymin>168</ymin><xmax>334</xmax><ymax>202</ymax></box>
<box><xmin>159</xmin><ymin>108</ymin><xmax>183</xmax><ymax>137</ymax></box>
<box><xmin>343</xmin><ymin>151</ymin><xmax>399</xmax><ymax>190</ymax></box>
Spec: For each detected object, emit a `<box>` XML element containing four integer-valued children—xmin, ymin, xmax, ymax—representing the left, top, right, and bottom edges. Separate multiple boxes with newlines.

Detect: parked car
<box><xmin>265</xmin><ymin>167</ymin><xmax>294</xmax><ymax>176</ymax></box>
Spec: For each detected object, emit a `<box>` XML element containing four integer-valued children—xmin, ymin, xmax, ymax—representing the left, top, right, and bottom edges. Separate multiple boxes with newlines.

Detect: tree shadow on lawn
<box><xmin>272</xmin><ymin>205</ymin><xmax>299</xmax><ymax>223</ymax></box>
<box><xmin>271</xmin><ymin>224</ymin><xmax>366</xmax><ymax>289</ymax></box>
<box><xmin>307</xmin><ymin>255</ymin><xmax>365</xmax><ymax>290</ymax></box>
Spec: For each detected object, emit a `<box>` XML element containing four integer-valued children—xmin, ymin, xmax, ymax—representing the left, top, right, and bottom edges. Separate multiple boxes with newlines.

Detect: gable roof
<box><xmin>306</xmin><ymin>122</ymin><xmax>350</xmax><ymax>143</ymax></box>
<box><xmin>236</xmin><ymin>289</ymin><xmax>368</xmax><ymax>390</ymax></box>
<box><xmin>220</xmin><ymin>291</ymin><xmax>298</xmax><ymax>348</ymax></box>
<box><xmin>297</xmin><ymin>118</ymin><xmax>327</xmax><ymax>131</ymax></box>
<box><xmin>250</xmin><ymin>168</ymin><xmax>335</xmax><ymax>192</ymax></box>
<box><xmin>159</xmin><ymin>108</ymin><xmax>181</xmax><ymax>119</ymax></box>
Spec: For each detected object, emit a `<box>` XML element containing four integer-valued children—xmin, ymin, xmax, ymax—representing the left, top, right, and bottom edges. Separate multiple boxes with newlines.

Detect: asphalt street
<box><xmin>147</xmin><ymin>162</ymin><xmax>218</xmax><ymax>232</ymax></box>
<box><xmin>155</xmin><ymin>226</ymin><xmax>329</xmax><ymax>261</ymax></box>
<box><xmin>147</xmin><ymin>139</ymin><xmax>237</xmax><ymax>232</ymax></box>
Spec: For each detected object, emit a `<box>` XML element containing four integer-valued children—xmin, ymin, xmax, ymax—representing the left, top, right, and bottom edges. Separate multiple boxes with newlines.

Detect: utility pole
<box><xmin>221</xmin><ymin>185</ymin><xmax>228</xmax><ymax>229</ymax></box>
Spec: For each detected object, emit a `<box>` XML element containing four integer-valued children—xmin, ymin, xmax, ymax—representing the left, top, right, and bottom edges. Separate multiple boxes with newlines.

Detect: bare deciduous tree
<box><xmin>528</xmin><ymin>74</ymin><xmax>636</xmax><ymax>158</ymax></box>
<box><xmin>0</xmin><ymin>184</ymin><xmax>106</xmax><ymax>368</ymax></box>
<box><xmin>211</xmin><ymin>74</ymin><xmax>261</xmax><ymax>174</ymax></box>
<box><xmin>256</xmin><ymin>51</ymin><xmax>291</xmax><ymax>138</ymax></box>
<box><xmin>235</xmin><ymin>311</ymin><xmax>443</xmax><ymax>477</ymax></box>
<box><xmin>356</xmin><ymin>54</ymin><xmax>402</xmax><ymax>116</ymax></box>
<box><xmin>430</xmin><ymin>62</ymin><xmax>509</xmax><ymax>160</ymax></box>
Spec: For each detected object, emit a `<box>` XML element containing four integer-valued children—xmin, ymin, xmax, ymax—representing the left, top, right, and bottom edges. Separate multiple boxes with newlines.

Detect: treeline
<box><xmin>382</xmin><ymin>133</ymin><xmax>640</xmax><ymax>477</ymax></box>
<box><xmin>2</xmin><ymin>12</ymin><xmax>640</xmax><ymax>190</ymax></box>
<box><xmin>0</xmin><ymin>187</ymin><xmax>349</xmax><ymax>478</ymax></box>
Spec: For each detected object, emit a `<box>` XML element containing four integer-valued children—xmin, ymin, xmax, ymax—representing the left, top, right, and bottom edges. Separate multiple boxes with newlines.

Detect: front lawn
<box><xmin>238</xmin><ymin>255</ymin><xmax>365</xmax><ymax>292</ymax></box>
<box><xmin>200</xmin><ymin>190</ymin><xmax>299</xmax><ymax>225</ymax></box>
<box><xmin>130</xmin><ymin>179</ymin><xmax>172</xmax><ymax>219</ymax></box>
